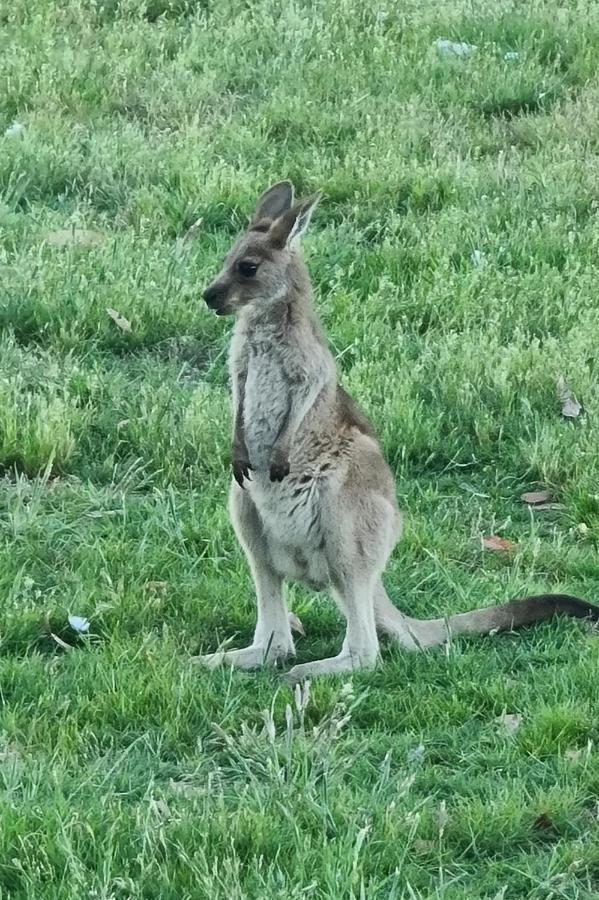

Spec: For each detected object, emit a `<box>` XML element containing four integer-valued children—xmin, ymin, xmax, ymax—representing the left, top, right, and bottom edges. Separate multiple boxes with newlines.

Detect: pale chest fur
<box><xmin>242</xmin><ymin>343</ymin><xmax>290</xmax><ymax>469</ymax></box>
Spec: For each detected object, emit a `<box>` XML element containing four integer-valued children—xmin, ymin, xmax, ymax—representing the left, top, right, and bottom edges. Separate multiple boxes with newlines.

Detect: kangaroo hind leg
<box><xmin>194</xmin><ymin>484</ymin><xmax>294</xmax><ymax>669</ymax></box>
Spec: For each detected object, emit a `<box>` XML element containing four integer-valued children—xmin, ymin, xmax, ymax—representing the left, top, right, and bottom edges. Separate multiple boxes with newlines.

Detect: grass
<box><xmin>0</xmin><ymin>0</ymin><xmax>598</xmax><ymax>896</ymax></box>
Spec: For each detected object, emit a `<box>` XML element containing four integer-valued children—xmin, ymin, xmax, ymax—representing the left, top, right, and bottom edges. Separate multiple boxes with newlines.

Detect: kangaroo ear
<box><xmin>269</xmin><ymin>193</ymin><xmax>321</xmax><ymax>248</ymax></box>
<box><xmin>251</xmin><ymin>181</ymin><xmax>294</xmax><ymax>225</ymax></box>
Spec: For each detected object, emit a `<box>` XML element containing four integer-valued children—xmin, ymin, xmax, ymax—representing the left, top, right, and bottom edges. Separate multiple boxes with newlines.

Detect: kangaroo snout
<box><xmin>202</xmin><ymin>282</ymin><xmax>228</xmax><ymax>315</ymax></box>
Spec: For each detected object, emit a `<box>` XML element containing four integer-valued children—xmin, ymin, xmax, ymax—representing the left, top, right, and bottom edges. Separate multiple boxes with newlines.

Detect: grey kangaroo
<box><xmin>198</xmin><ymin>180</ymin><xmax>599</xmax><ymax>683</ymax></box>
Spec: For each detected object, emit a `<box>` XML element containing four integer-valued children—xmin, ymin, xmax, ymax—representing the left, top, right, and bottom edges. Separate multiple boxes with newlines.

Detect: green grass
<box><xmin>1</xmin><ymin>0</ymin><xmax>599</xmax><ymax>896</ymax></box>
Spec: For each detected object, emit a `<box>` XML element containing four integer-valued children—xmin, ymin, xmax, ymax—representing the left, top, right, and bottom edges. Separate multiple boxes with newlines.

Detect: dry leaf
<box><xmin>414</xmin><ymin>839</ymin><xmax>435</xmax><ymax>854</ymax></box>
<box><xmin>483</xmin><ymin>535</ymin><xmax>516</xmax><ymax>552</ymax></box>
<box><xmin>435</xmin><ymin>38</ymin><xmax>476</xmax><ymax>57</ymax></box>
<box><xmin>495</xmin><ymin>712</ymin><xmax>522</xmax><ymax>734</ymax></box>
<box><xmin>437</xmin><ymin>800</ymin><xmax>449</xmax><ymax>835</ymax></box>
<box><xmin>168</xmin><ymin>779</ymin><xmax>202</xmax><ymax>798</ymax></box>
<box><xmin>47</xmin><ymin>228</ymin><xmax>104</xmax><ymax>246</ymax></box>
<box><xmin>150</xmin><ymin>798</ymin><xmax>171</xmax><ymax>819</ymax></box>
<box><xmin>407</xmin><ymin>743</ymin><xmax>425</xmax><ymax>764</ymax></box>
<box><xmin>50</xmin><ymin>632</ymin><xmax>74</xmax><ymax>652</ymax></box>
<box><xmin>533</xmin><ymin>812</ymin><xmax>554</xmax><ymax>830</ymax></box>
<box><xmin>183</xmin><ymin>216</ymin><xmax>203</xmax><ymax>243</ymax></box>
<box><xmin>145</xmin><ymin>580</ymin><xmax>168</xmax><ymax>592</ymax></box>
<box><xmin>107</xmin><ymin>308</ymin><xmax>132</xmax><ymax>333</ymax></box>
<box><xmin>5</xmin><ymin>122</ymin><xmax>25</xmax><ymax>137</ymax></box>
<box><xmin>44</xmin><ymin>612</ymin><xmax>75</xmax><ymax>651</ymax></box>
<box><xmin>521</xmin><ymin>490</ymin><xmax>551</xmax><ymax>505</ymax></box>
<box><xmin>288</xmin><ymin>611</ymin><xmax>305</xmax><ymax>636</ymax></box>
<box><xmin>0</xmin><ymin>743</ymin><xmax>21</xmax><ymax>764</ymax></box>
<box><xmin>557</xmin><ymin>376</ymin><xmax>581</xmax><ymax>418</ymax></box>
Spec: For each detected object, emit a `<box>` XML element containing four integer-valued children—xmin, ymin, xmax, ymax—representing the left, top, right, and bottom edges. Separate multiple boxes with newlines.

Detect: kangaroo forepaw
<box><xmin>232</xmin><ymin>457</ymin><xmax>252</xmax><ymax>487</ymax></box>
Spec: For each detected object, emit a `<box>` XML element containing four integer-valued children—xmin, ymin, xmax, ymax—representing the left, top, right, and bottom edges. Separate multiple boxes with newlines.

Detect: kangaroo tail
<box><xmin>374</xmin><ymin>583</ymin><xmax>599</xmax><ymax>650</ymax></box>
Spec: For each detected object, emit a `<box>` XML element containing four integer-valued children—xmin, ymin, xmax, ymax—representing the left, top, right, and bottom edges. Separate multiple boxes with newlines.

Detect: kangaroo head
<box><xmin>203</xmin><ymin>181</ymin><xmax>320</xmax><ymax>316</ymax></box>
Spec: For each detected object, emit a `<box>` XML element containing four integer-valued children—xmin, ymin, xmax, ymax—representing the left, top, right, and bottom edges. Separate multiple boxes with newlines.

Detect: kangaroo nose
<box><xmin>203</xmin><ymin>284</ymin><xmax>220</xmax><ymax>308</ymax></box>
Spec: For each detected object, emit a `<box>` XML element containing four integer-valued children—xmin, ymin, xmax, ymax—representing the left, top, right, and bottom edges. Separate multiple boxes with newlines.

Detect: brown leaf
<box><xmin>182</xmin><ymin>216</ymin><xmax>203</xmax><ymax>244</ymax></box>
<box><xmin>437</xmin><ymin>800</ymin><xmax>449</xmax><ymax>835</ymax></box>
<box><xmin>49</xmin><ymin>631</ymin><xmax>74</xmax><ymax>652</ymax></box>
<box><xmin>483</xmin><ymin>535</ymin><xmax>516</xmax><ymax>552</ymax></box>
<box><xmin>533</xmin><ymin>812</ymin><xmax>554</xmax><ymax>830</ymax></box>
<box><xmin>520</xmin><ymin>490</ymin><xmax>551</xmax><ymax>505</ymax></box>
<box><xmin>556</xmin><ymin>376</ymin><xmax>581</xmax><ymax>418</ymax></box>
<box><xmin>43</xmin><ymin>613</ymin><xmax>74</xmax><ymax>651</ymax></box>
<box><xmin>168</xmin><ymin>778</ymin><xmax>203</xmax><ymax>798</ymax></box>
<box><xmin>107</xmin><ymin>308</ymin><xmax>132</xmax><ymax>333</ymax></box>
<box><xmin>0</xmin><ymin>743</ymin><xmax>21</xmax><ymax>765</ymax></box>
<box><xmin>288</xmin><ymin>611</ymin><xmax>305</xmax><ymax>636</ymax></box>
<box><xmin>495</xmin><ymin>712</ymin><xmax>522</xmax><ymax>734</ymax></box>
<box><xmin>414</xmin><ymin>839</ymin><xmax>435</xmax><ymax>854</ymax></box>
<box><xmin>149</xmin><ymin>798</ymin><xmax>171</xmax><ymax>819</ymax></box>
<box><xmin>47</xmin><ymin>228</ymin><xmax>104</xmax><ymax>246</ymax></box>
<box><xmin>144</xmin><ymin>580</ymin><xmax>168</xmax><ymax>592</ymax></box>
<box><xmin>565</xmin><ymin>748</ymin><xmax>582</xmax><ymax>762</ymax></box>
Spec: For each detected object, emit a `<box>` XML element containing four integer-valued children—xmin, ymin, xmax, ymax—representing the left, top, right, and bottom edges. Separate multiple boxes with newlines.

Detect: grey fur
<box><xmin>196</xmin><ymin>182</ymin><xmax>599</xmax><ymax>682</ymax></box>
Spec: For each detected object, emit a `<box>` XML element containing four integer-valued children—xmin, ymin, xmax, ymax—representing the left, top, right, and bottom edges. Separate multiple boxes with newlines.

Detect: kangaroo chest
<box><xmin>242</xmin><ymin>343</ymin><xmax>290</xmax><ymax>470</ymax></box>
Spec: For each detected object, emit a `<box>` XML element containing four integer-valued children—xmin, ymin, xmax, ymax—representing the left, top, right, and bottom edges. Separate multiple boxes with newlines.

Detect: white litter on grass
<box><xmin>407</xmin><ymin>743</ymin><xmax>425</xmax><ymax>764</ymax></box>
<box><xmin>5</xmin><ymin>122</ymin><xmax>25</xmax><ymax>137</ymax></box>
<box><xmin>68</xmin><ymin>614</ymin><xmax>90</xmax><ymax>633</ymax></box>
<box><xmin>504</xmin><ymin>51</ymin><xmax>520</xmax><ymax>61</ymax></box>
<box><xmin>471</xmin><ymin>249</ymin><xmax>486</xmax><ymax>268</ymax></box>
<box><xmin>557</xmin><ymin>376</ymin><xmax>582</xmax><ymax>419</ymax></box>
<box><xmin>434</xmin><ymin>38</ymin><xmax>476</xmax><ymax>58</ymax></box>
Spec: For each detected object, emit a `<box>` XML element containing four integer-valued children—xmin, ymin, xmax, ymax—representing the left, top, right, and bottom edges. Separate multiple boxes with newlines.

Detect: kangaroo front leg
<box><xmin>286</xmin><ymin>574</ymin><xmax>379</xmax><ymax>684</ymax></box>
<box><xmin>194</xmin><ymin>484</ymin><xmax>294</xmax><ymax>670</ymax></box>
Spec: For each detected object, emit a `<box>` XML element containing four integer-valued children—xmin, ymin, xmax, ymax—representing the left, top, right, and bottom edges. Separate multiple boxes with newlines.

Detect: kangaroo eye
<box><xmin>238</xmin><ymin>260</ymin><xmax>258</xmax><ymax>278</ymax></box>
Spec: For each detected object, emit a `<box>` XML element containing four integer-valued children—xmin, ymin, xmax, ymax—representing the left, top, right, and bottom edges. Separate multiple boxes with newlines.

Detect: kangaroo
<box><xmin>197</xmin><ymin>180</ymin><xmax>599</xmax><ymax>683</ymax></box>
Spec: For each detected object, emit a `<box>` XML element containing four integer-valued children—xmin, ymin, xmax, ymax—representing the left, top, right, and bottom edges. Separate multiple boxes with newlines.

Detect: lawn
<box><xmin>1</xmin><ymin>0</ymin><xmax>598</xmax><ymax>897</ymax></box>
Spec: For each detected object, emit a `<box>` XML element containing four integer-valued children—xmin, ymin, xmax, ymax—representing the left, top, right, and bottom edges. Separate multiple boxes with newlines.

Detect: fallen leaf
<box><xmin>5</xmin><ymin>122</ymin><xmax>25</xmax><ymax>137</ymax></box>
<box><xmin>50</xmin><ymin>632</ymin><xmax>74</xmax><ymax>652</ymax></box>
<box><xmin>435</xmin><ymin>38</ymin><xmax>476</xmax><ymax>57</ymax></box>
<box><xmin>437</xmin><ymin>800</ymin><xmax>449</xmax><ymax>834</ymax></box>
<box><xmin>145</xmin><ymin>580</ymin><xmax>168</xmax><ymax>592</ymax></box>
<box><xmin>183</xmin><ymin>216</ymin><xmax>203</xmax><ymax>243</ymax></box>
<box><xmin>414</xmin><ymin>839</ymin><xmax>435</xmax><ymax>854</ymax></box>
<box><xmin>106</xmin><ymin>308</ymin><xmax>132</xmax><ymax>333</ymax></box>
<box><xmin>68</xmin><ymin>614</ymin><xmax>90</xmax><ymax>633</ymax></box>
<box><xmin>531</xmin><ymin>503</ymin><xmax>565</xmax><ymax>512</ymax></box>
<box><xmin>288</xmin><ymin>611</ymin><xmax>305</xmax><ymax>636</ymax></box>
<box><xmin>150</xmin><ymin>798</ymin><xmax>171</xmax><ymax>819</ymax></box>
<box><xmin>565</xmin><ymin>748</ymin><xmax>582</xmax><ymax>762</ymax></box>
<box><xmin>0</xmin><ymin>743</ymin><xmax>21</xmax><ymax>764</ymax></box>
<box><xmin>44</xmin><ymin>612</ymin><xmax>75</xmax><ymax>651</ymax></box>
<box><xmin>47</xmin><ymin>228</ymin><xmax>104</xmax><ymax>246</ymax></box>
<box><xmin>557</xmin><ymin>376</ymin><xmax>581</xmax><ymax>418</ymax></box>
<box><xmin>168</xmin><ymin>778</ymin><xmax>202</xmax><ymax>797</ymax></box>
<box><xmin>483</xmin><ymin>535</ymin><xmax>516</xmax><ymax>552</ymax></box>
<box><xmin>495</xmin><ymin>712</ymin><xmax>522</xmax><ymax>734</ymax></box>
<box><xmin>533</xmin><ymin>812</ymin><xmax>554</xmax><ymax>830</ymax></box>
<box><xmin>521</xmin><ymin>490</ymin><xmax>552</xmax><ymax>505</ymax></box>
<box><xmin>407</xmin><ymin>743</ymin><xmax>425</xmax><ymax>764</ymax></box>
